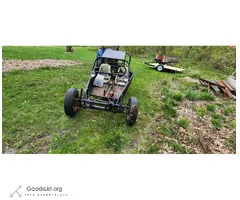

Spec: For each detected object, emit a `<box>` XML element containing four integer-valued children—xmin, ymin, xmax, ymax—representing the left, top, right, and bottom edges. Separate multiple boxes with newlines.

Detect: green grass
<box><xmin>198</xmin><ymin>92</ymin><xmax>215</xmax><ymax>101</ymax></box>
<box><xmin>185</xmin><ymin>91</ymin><xmax>215</xmax><ymax>101</ymax></box>
<box><xmin>2</xmin><ymin>46</ymin><xmax>96</xmax><ymax>61</ymax></box>
<box><xmin>178</xmin><ymin>118</ymin><xmax>190</xmax><ymax>129</ymax></box>
<box><xmin>184</xmin><ymin>91</ymin><xmax>198</xmax><ymax>101</ymax></box>
<box><xmin>158</xmin><ymin>124</ymin><xmax>175</xmax><ymax>136</ymax></box>
<box><xmin>211</xmin><ymin>113</ymin><xmax>222</xmax><ymax>129</ymax></box>
<box><xmin>224</xmin><ymin>107</ymin><xmax>233</xmax><ymax>116</ymax></box>
<box><xmin>144</xmin><ymin>145</ymin><xmax>160</xmax><ymax>154</ymax></box>
<box><xmin>2</xmin><ymin>46</ymin><xmax>236</xmax><ymax>154</ymax></box>
<box><xmin>2</xmin><ymin>46</ymin><xmax>162</xmax><ymax>154</ymax></box>
<box><xmin>170</xmin><ymin>92</ymin><xmax>184</xmax><ymax>102</ymax></box>
<box><xmin>224</xmin><ymin>137</ymin><xmax>236</xmax><ymax>148</ymax></box>
<box><xmin>162</xmin><ymin>103</ymin><xmax>177</xmax><ymax>118</ymax></box>
<box><xmin>207</xmin><ymin>104</ymin><xmax>216</xmax><ymax>112</ymax></box>
<box><xmin>171</xmin><ymin>142</ymin><xmax>190</xmax><ymax>154</ymax></box>
<box><xmin>196</xmin><ymin>107</ymin><xmax>207</xmax><ymax>118</ymax></box>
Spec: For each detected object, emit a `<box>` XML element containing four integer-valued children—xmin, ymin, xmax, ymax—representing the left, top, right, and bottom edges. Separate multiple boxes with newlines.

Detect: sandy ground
<box><xmin>2</xmin><ymin>59</ymin><xmax>81</xmax><ymax>72</ymax></box>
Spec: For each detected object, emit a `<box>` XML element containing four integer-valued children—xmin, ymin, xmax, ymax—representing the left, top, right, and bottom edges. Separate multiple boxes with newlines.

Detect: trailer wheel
<box><xmin>64</xmin><ymin>88</ymin><xmax>79</xmax><ymax>117</ymax></box>
<box><xmin>156</xmin><ymin>65</ymin><xmax>164</xmax><ymax>72</ymax></box>
<box><xmin>126</xmin><ymin>97</ymin><xmax>138</xmax><ymax>126</ymax></box>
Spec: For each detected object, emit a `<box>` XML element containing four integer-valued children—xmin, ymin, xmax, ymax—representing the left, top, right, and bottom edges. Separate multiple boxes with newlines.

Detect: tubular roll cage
<box><xmin>80</xmin><ymin>52</ymin><xmax>133</xmax><ymax>113</ymax></box>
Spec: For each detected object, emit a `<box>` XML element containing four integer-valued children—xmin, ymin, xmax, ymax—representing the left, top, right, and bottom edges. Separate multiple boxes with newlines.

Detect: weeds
<box><xmin>171</xmin><ymin>142</ymin><xmax>189</xmax><ymax>153</ymax></box>
<box><xmin>161</xmin><ymin>87</ymin><xmax>170</xmax><ymax>95</ymax></box>
<box><xmin>178</xmin><ymin>118</ymin><xmax>190</xmax><ymax>129</ymax></box>
<box><xmin>185</xmin><ymin>91</ymin><xmax>198</xmax><ymax>101</ymax></box>
<box><xmin>196</xmin><ymin>107</ymin><xmax>207</xmax><ymax>118</ymax></box>
<box><xmin>224</xmin><ymin>137</ymin><xmax>236</xmax><ymax>148</ymax></box>
<box><xmin>145</xmin><ymin>144</ymin><xmax>160</xmax><ymax>154</ymax></box>
<box><xmin>185</xmin><ymin>91</ymin><xmax>215</xmax><ymax>101</ymax></box>
<box><xmin>212</xmin><ymin>113</ymin><xmax>222</xmax><ymax>120</ymax></box>
<box><xmin>198</xmin><ymin>92</ymin><xmax>215</xmax><ymax>101</ymax></box>
<box><xmin>162</xmin><ymin>103</ymin><xmax>177</xmax><ymax>118</ymax></box>
<box><xmin>225</xmin><ymin>107</ymin><xmax>233</xmax><ymax>116</ymax></box>
<box><xmin>171</xmin><ymin>92</ymin><xmax>184</xmax><ymax>102</ymax></box>
<box><xmin>158</xmin><ymin>125</ymin><xmax>175</xmax><ymax>136</ymax></box>
<box><xmin>211</xmin><ymin>113</ymin><xmax>222</xmax><ymax>129</ymax></box>
<box><xmin>207</xmin><ymin>104</ymin><xmax>216</xmax><ymax>112</ymax></box>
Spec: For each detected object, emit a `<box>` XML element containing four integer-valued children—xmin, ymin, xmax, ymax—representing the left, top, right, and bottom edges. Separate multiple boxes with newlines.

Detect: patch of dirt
<box><xmin>135</xmin><ymin>97</ymin><xmax>235</xmax><ymax>154</ymax></box>
<box><xmin>177</xmin><ymin>100</ymin><xmax>236</xmax><ymax>154</ymax></box>
<box><xmin>2</xmin><ymin>59</ymin><xmax>81</xmax><ymax>72</ymax></box>
<box><xmin>181</xmin><ymin>76</ymin><xmax>199</xmax><ymax>83</ymax></box>
<box><xmin>3</xmin><ymin>147</ymin><xmax>17</xmax><ymax>154</ymax></box>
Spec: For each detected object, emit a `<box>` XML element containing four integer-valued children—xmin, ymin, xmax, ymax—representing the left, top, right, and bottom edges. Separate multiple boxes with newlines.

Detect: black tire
<box><xmin>156</xmin><ymin>65</ymin><xmax>164</xmax><ymax>72</ymax></box>
<box><xmin>126</xmin><ymin>97</ymin><xmax>138</xmax><ymax>126</ymax></box>
<box><xmin>64</xmin><ymin>88</ymin><xmax>79</xmax><ymax>117</ymax></box>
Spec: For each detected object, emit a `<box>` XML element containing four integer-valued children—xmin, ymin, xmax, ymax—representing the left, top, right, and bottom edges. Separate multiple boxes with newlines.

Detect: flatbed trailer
<box><xmin>145</xmin><ymin>55</ymin><xmax>184</xmax><ymax>73</ymax></box>
<box><xmin>145</xmin><ymin>62</ymin><xmax>185</xmax><ymax>73</ymax></box>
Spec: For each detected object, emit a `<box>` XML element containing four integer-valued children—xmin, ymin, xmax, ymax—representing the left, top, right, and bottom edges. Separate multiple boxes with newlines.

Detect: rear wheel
<box><xmin>126</xmin><ymin>97</ymin><xmax>138</xmax><ymax>126</ymax></box>
<box><xmin>64</xmin><ymin>88</ymin><xmax>79</xmax><ymax>117</ymax></box>
<box><xmin>156</xmin><ymin>65</ymin><xmax>164</xmax><ymax>72</ymax></box>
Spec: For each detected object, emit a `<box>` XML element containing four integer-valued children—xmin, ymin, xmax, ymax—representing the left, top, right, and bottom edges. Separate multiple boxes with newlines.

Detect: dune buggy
<box><xmin>64</xmin><ymin>49</ymin><xmax>138</xmax><ymax>125</ymax></box>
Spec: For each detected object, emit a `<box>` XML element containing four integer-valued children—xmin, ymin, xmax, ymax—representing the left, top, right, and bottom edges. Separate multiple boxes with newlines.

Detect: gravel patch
<box><xmin>2</xmin><ymin>59</ymin><xmax>81</xmax><ymax>72</ymax></box>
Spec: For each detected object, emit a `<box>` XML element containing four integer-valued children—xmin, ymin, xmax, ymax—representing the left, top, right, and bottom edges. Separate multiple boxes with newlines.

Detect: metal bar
<box><xmin>85</xmin><ymin>102</ymin><xmax>125</xmax><ymax>113</ymax></box>
<box><xmin>216</xmin><ymin>81</ymin><xmax>233</xmax><ymax>98</ymax></box>
<box><xmin>221</xmin><ymin>80</ymin><xmax>234</xmax><ymax>92</ymax></box>
<box><xmin>95</xmin><ymin>71</ymin><xmax>126</xmax><ymax>76</ymax></box>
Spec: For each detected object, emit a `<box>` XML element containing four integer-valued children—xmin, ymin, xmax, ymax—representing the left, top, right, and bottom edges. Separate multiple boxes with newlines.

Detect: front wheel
<box><xmin>156</xmin><ymin>65</ymin><xmax>164</xmax><ymax>72</ymax></box>
<box><xmin>126</xmin><ymin>97</ymin><xmax>138</xmax><ymax>126</ymax></box>
<box><xmin>64</xmin><ymin>88</ymin><xmax>79</xmax><ymax>117</ymax></box>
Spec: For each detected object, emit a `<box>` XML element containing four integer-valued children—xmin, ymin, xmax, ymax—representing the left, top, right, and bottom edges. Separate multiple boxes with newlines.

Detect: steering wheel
<box><xmin>118</xmin><ymin>66</ymin><xmax>126</xmax><ymax>74</ymax></box>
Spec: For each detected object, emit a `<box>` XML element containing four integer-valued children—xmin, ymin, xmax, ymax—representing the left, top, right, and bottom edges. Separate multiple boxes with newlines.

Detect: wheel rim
<box><xmin>72</xmin><ymin>105</ymin><xmax>78</xmax><ymax>112</ymax></box>
<box><xmin>157</xmin><ymin>65</ymin><xmax>163</xmax><ymax>71</ymax></box>
<box><xmin>72</xmin><ymin>92</ymin><xmax>79</xmax><ymax>112</ymax></box>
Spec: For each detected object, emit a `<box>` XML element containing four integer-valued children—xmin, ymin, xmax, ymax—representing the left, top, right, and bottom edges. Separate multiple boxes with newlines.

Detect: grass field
<box><xmin>2</xmin><ymin>46</ymin><xmax>236</xmax><ymax>154</ymax></box>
